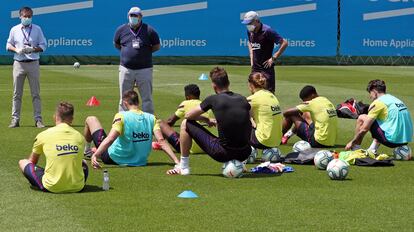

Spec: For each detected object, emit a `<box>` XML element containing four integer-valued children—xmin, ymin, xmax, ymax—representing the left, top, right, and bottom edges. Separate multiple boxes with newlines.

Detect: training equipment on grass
<box><xmin>198</xmin><ymin>73</ymin><xmax>208</xmax><ymax>80</ymax></box>
<box><xmin>222</xmin><ymin>159</ymin><xmax>244</xmax><ymax>178</ymax></box>
<box><xmin>261</xmin><ymin>147</ymin><xmax>282</xmax><ymax>162</ymax></box>
<box><xmin>314</xmin><ymin>150</ymin><xmax>334</xmax><ymax>170</ymax></box>
<box><xmin>244</xmin><ymin>146</ymin><xmax>257</xmax><ymax>164</ymax></box>
<box><xmin>86</xmin><ymin>96</ymin><xmax>100</xmax><ymax>106</ymax></box>
<box><xmin>326</xmin><ymin>159</ymin><xmax>349</xmax><ymax>180</ymax></box>
<box><xmin>177</xmin><ymin>190</ymin><xmax>198</xmax><ymax>199</ymax></box>
<box><xmin>292</xmin><ymin>140</ymin><xmax>311</xmax><ymax>152</ymax></box>
<box><xmin>393</xmin><ymin>145</ymin><xmax>412</xmax><ymax>161</ymax></box>
<box><xmin>73</xmin><ymin>62</ymin><xmax>80</xmax><ymax>69</ymax></box>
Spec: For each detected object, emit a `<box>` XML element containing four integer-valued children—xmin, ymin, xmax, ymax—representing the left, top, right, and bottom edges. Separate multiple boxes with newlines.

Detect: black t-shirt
<box><xmin>200</xmin><ymin>91</ymin><xmax>251</xmax><ymax>150</ymax></box>
<box><xmin>113</xmin><ymin>23</ymin><xmax>160</xmax><ymax>70</ymax></box>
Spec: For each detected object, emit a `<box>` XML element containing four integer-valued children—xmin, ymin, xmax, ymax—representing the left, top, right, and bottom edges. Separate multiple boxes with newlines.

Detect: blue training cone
<box><xmin>178</xmin><ymin>190</ymin><xmax>198</xmax><ymax>199</ymax></box>
<box><xmin>198</xmin><ymin>73</ymin><xmax>208</xmax><ymax>81</ymax></box>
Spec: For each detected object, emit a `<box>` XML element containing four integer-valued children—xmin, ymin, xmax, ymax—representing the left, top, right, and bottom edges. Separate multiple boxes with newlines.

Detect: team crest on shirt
<box><xmin>251</xmin><ymin>42</ymin><xmax>261</xmax><ymax>50</ymax></box>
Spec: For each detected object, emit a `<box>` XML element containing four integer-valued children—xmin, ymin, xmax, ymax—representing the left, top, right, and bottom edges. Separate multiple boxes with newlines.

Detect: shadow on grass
<box><xmin>191</xmin><ymin>173</ymin><xmax>282</xmax><ymax>178</ymax></box>
<box><xmin>29</xmin><ymin>184</ymin><xmax>107</xmax><ymax>193</ymax></box>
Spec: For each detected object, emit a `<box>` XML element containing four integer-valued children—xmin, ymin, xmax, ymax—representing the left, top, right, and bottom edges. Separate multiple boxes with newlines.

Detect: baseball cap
<box><xmin>241</xmin><ymin>11</ymin><xmax>259</xmax><ymax>24</ymax></box>
<box><xmin>128</xmin><ymin>7</ymin><xmax>142</xmax><ymax>15</ymax></box>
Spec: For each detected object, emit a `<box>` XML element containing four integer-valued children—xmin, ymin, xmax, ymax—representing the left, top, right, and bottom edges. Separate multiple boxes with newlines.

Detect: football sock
<box><xmin>368</xmin><ymin>140</ymin><xmax>380</xmax><ymax>152</ymax></box>
<box><xmin>180</xmin><ymin>156</ymin><xmax>189</xmax><ymax>169</ymax></box>
<box><xmin>284</xmin><ymin>129</ymin><xmax>294</xmax><ymax>138</ymax></box>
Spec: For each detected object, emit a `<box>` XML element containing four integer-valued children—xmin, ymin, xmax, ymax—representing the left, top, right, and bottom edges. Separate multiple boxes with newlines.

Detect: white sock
<box><xmin>284</xmin><ymin>129</ymin><xmax>294</xmax><ymax>138</ymax></box>
<box><xmin>368</xmin><ymin>140</ymin><xmax>380</xmax><ymax>152</ymax></box>
<box><xmin>180</xmin><ymin>156</ymin><xmax>189</xmax><ymax>169</ymax></box>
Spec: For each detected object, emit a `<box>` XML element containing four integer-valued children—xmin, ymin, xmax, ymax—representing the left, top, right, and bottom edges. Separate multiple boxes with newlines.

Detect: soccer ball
<box><xmin>261</xmin><ymin>147</ymin><xmax>282</xmax><ymax>162</ymax></box>
<box><xmin>244</xmin><ymin>147</ymin><xmax>257</xmax><ymax>164</ymax></box>
<box><xmin>326</xmin><ymin>159</ymin><xmax>349</xmax><ymax>180</ymax></box>
<box><xmin>222</xmin><ymin>160</ymin><xmax>244</xmax><ymax>178</ymax></box>
<box><xmin>73</xmin><ymin>62</ymin><xmax>80</xmax><ymax>69</ymax></box>
<box><xmin>314</xmin><ymin>150</ymin><xmax>334</xmax><ymax>170</ymax></box>
<box><xmin>393</xmin><ymin>145</ymin><xmax>412</xmax><ymax>161</ymax></box>
<box><xmin>293</xmin><ymin>140</ymin><xmax>311</xmax><ymax>152</ymax></box>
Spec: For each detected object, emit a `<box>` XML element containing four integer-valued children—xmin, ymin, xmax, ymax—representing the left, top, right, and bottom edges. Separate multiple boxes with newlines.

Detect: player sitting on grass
<box><xmin>345</xmin><ymin>79</ymin><xmax>413</xmax><ymax>152</ymax></box>
<box><xmin>167</xmin><ymin>67</ymin><xmax>252</xmax><ymax>175</ymax></box>
<box><xmin>158</xmin><ymin>84</ymin><xmax>211</xmax><ymax>154</ymax></box>
<box><xmin>247</xmin><ymin>72</ymin><xmax>282</xmax><ymax>149</ymax></box>
<box><xmin>282</xmin><ymin>85</ymin><xmax>338</xmax><ymax>148</ymax></box>
<box><xmin>84</xmin><ymin>90</ymin><xmax>179</xmax><ymax>169</ymax></box>
<box><xmin>18</xmin><ymin>102</ymin><xmax>88</xmax><ymax>193</ymax></box>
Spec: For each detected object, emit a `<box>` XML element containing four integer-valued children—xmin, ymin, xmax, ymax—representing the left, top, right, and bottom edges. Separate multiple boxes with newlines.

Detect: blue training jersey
<box><xmin>108</xmin><ymin>111</ymin><xmax>155</xmax><ymax>166</ymax></box>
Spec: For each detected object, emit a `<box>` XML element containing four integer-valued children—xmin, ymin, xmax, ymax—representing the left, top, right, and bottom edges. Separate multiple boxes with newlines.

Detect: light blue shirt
<box><xmin>6</xmin><ymin>23</ymin><xmax>46</xmax><ymax>61</ymax></box>
<box><xmin>108</xmin><ymin>111</ymin><xmax>155</xmax><ymax>166</ymax></box>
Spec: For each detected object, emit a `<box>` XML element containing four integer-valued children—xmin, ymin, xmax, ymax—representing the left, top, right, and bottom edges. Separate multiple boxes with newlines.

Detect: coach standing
<box><xmin>114</xmin><ymin>7</ymin><xmax>160</xmax><ymax>114</ymax></box>
<box><xmin>6</xmin><ymin>6</ymin><xmax>46</xmax><ymax>128</ymax></box>
<box><xmin>242</xmin><ymin>11</ymin><xmax>288</xmax><ymax>93</ymax></box>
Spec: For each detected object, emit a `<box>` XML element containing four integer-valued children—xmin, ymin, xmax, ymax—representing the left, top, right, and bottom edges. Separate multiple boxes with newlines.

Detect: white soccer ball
<box><xmin>222</xmin><ymin>159</ymin><xmax>244</xmax><ymax>178</ymax></box>
<box><xmin>393</xmin><ymin>145</ymin><xmax>412</xmax><ymax>161</ymax></box>
<box><xmin>73</xmin><ymin>62</ymin><xmax>80</xmax><ymax>69</ymax></box>
<box><xmin>326</xmin><ymin>159</ymin><xmax>349</xmax><ymax>180</ymax></box>
<box><xmin>261</xmin><ymin>147</ymin><xmax>282</xmax><ymax>162</ymax></box>
<box><xmin>314</xmin><ymin>150</ymin><xmax>334</xmax><ymax>170</ymax></box>
<box><xmin>244</xmin><ymin>147</ymin><xmax>257</xmax><ymax>164</ymax></box>
<box><xmin>293</xmin><ymin>140</ymin><xmax>311</xmax><ymax>152</ymax></box>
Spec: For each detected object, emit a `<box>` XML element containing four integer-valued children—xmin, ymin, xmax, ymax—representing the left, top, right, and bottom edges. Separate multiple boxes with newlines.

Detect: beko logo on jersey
<box><xmin>251</xmin><ymin>42</ymin><xmax>261</xmax><ymax>50</ymax></box>
<box><xmin>56</xmin><ymin>144</ymin><xmax>79</xmax><ymax>156</ymax></box>
<box><xmin>271</xmin><ymin>105</ymin><xmax>281</xmax><ymax>115</ymax></box>
<box><xmin>133</xmin><ymin>132</ymin><xmax>150</xmax><ymax>142</ymax></box>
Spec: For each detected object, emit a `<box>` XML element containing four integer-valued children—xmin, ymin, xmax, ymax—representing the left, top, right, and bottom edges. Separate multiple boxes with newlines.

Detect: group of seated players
<box><xmin>19</xmin><ymin>67</ymin><xmax>413</xmax><ymax>193</ymax></box>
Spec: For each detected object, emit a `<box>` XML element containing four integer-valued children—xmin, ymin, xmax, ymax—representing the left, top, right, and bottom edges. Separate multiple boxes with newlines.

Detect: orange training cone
<box><xmin>86</xmin><ymin>96</ymin><xmax>100</xmax><ymax>107</ymax></box>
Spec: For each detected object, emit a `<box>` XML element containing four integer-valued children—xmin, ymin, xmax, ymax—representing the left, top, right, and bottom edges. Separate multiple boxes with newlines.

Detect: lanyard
<box><xmin>21</xmin><ymin>26</ymin><xmax>32</xmax><ymax>44</ymax></box>
<box><xmin>130</xmin><ymin>25</ymin><xmax>143</xmax><ymax>38</ymax></box>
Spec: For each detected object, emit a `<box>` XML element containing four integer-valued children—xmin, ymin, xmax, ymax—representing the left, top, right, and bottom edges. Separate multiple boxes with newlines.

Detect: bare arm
<box><xmin>273</xmin><ymin>39</ymin><xmax>288</xmax><ymax>60</ymax></box>
<box><xmin>152</xmin><ymin>44</ymin><xmax>160</xmax><ymax>53</ymax></box>
<box><xmin>114</xmin><ymin>43</ymin><xmax>121</xmax><ymax>50</ymax></box>
<box><xmin>185</xmin><ymin>106</ymin><xmax>215</xmax><ymax>126</ymax></box>
<box><xmin>248</xmin><ymin>42</ymin><xmax>253</xmax><ymax>66</ymax></box>
<box><xmin>166</xmin><ymin>114</ymin><xmax>180</xmax><ymax>127</ymax></box>
<box><xmin>91</xmin><ymin>129</ymin><xmax>120</xmax><ymax>168</ymax></box>
<box><xmin>28</xmin><ymin>152</ymin><xmax>40</xmax><ymax>164</ymax></box>
<box><xmin>154</xmin><ymin>129</ymin><xmax>179</xmax><ymax>164</ymax></box>
<box><xmin>283</xmin><ymin>106</ymin><xmax>301</xmax><ymax>118</ymax></box>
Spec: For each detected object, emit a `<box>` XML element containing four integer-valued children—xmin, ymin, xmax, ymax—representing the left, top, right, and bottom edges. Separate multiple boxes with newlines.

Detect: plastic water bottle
<box><xmin>102</xmin><ymin>169</ymin><xmax>110</xmax><ymax>191</ymax></box>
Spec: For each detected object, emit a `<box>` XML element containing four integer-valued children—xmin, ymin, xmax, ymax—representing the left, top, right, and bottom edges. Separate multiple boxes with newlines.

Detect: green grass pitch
<box><xmin>0</xmin><ymin>65</ymin><xmax>413</xmax><ymax>231</ymax></box>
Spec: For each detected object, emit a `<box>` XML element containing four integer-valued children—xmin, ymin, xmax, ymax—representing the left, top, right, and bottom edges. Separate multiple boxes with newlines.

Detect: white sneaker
<box><xmin>166</xmin><ymin>166</ymin><xmax>190</xmax><ymax>175</ymax></box>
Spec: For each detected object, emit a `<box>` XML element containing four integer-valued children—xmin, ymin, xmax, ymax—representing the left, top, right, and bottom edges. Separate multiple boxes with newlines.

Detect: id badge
<box><xmin>132</xmin><ymin>39</ymin><xmax>140</xmax><ymax>49</ymax></box>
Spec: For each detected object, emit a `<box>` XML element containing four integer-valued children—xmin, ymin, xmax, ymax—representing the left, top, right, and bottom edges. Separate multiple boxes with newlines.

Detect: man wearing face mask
<box><xmin>242</xmin><ymin>11</ymin><xmax>288</xmax><ymax>93</ymax></box>
<box><xmin>6</xmin><ymin>6</ymin><xmax>47</xmax><ymax>128</ymax></box>
<box><xmin>114</xmin><ymin>7</ymin><xmax>161</xmax><ymax>114</ymax></box>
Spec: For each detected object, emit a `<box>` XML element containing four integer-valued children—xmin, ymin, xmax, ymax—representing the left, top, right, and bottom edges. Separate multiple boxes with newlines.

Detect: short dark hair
<box><xmin>299</xmin><ymin>85</ymin><xmax>317</xmax><ymax>100</ymax></box>
<box><xmin>56</xmin><ymin>102</ymin><xmax>74</xmax><ymax>121</ymax></box>
<box><xmin>19</xmin><ymin>7</ymin><xmax>33</xmax><ymax>16</ymax></box>
<box><xmin>367</xmin><ymin>79</ymin><xmax>386</xmax><ymax>93</ymax></box>
<box><xmin>122</xmin><ymin>90</ymin><xmax>140</xmax><ymax>106</ymax></box>
<box><xmin>209</xmin><ymin>66</ymin><xmax>230</xmax><ymax>89</ymax></box>
<box><xmin>184</xmin><ymin>84</ymin><xmax>200</xmax><ymax>98</ymax></box>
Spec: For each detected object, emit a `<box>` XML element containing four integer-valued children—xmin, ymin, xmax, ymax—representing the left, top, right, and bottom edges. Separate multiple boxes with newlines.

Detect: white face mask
<box><xmin>247</xmin><ymin>24</ymin><xmax>255</xmax><ymax>32</ymax></box>
<box><xmin>21</xmin><ymin>17</ymin><xmax>32</xmax><ymax>26</ymax></box>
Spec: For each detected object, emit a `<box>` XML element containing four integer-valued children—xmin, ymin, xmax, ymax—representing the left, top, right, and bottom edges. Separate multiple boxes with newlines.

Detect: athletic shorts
<box><xmin>296</xmin><ymin>122</ymin><xmax>332</xmax><ymax>148</ymax></box>
<box><xmin>250</xmin><ymin>128</ymin><xmax>272</xmax><ymax>150</ymax></box>
<box><xmin>92</xmin><ymin>129</ymin><xmax>117</xmax><ymax>165</ymax></box>
<box><xmin>370</xmin><ymin>121</ymin><xmax>407</xmax><ymax>148</ymax></box>
<box><xmin>185</xmin><ymin>120</ymin><xmax>251</xmax><ymax>162</ymax></box>
<box><xmin>23</xmin><ymin>161</ymin><xmax>89</xmax><ymax>192</ymax></box>
<box><xmin>167</xmin><ymin>132</ymin><xmax>181</xmax><ymax>152</ymax></box>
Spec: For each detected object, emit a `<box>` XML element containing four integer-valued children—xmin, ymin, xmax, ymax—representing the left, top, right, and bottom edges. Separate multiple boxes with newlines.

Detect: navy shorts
<box><xmin>186</xmin><ymin>120</ymin><xmax>250</xmax><ymax>162</ymax></box>
<box><xmin>23</xmin><ymin>162</ymin><xmax>89</xmax><ymax>192</ymax></box>
<box><xmin>370</xmin><ymin>121</ymin><xmax>407</xmax><ymax>148</ymax></box>
<box><xmin>296</xmin><ymin>122</ymin><xmax>332</xmax><ymax>148</ymax></box>
<box><xmin>167</xmin><ymin>132</ymin><xmax>181</xmax><ymax>152</ymax></box>
<box><xmin>92</xmin><ymin>129</ymin><xmax>117</xmax><ymax>165</ymax></box>
<box><xmin>250</xmin><ymin>128</ymin><xmax>272</xmax><ymax>150</ymax></box>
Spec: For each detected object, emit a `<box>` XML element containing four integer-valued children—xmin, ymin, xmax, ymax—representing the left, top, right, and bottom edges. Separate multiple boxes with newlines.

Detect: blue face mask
<box><xmin>129</xmin><ymin>16</ymin><xmax>140</xmax><ymax>26</ymax></box>
<box><xmin>21</xmin><ymin>17</ymin><xmax>32</xmax><ymax>26</ymax></box>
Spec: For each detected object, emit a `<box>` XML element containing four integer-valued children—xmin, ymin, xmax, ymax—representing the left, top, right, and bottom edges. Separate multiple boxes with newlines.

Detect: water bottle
<box><xmin>102</xmin><ymin>169</ymin><xmax>110</xmax><ymax>191</ymax></box>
